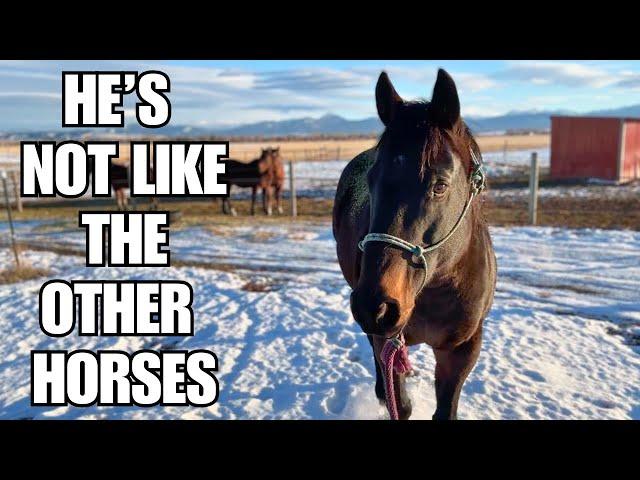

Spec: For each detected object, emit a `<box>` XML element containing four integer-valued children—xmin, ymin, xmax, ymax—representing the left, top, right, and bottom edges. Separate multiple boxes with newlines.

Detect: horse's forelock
<box><xmin>377</xmin><ymin>100</ymin><xmax>476</xmax><ymax>180</ymax></box>
<box><xmin>420</xmin><ymin>120</ymin><xmax>474</xmax><ymax>181</ymax></box>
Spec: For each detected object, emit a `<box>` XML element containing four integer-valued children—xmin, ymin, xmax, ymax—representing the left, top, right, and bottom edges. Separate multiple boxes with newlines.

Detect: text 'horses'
<box><xmin>333</xmin><ymin>69</ymin><xmax>497</xmax><ymax>420</ymax></box>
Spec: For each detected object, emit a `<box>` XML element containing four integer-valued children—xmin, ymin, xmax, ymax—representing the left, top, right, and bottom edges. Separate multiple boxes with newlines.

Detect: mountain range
<box><xmin>220</xmin><ymin>104</ymin><xmax>640</xmax><ymax>137</ymax></box>
<box><xmin>3</xmin><ymin>105</ymin><xmax>640</xmax><ymax>140</ymax></box>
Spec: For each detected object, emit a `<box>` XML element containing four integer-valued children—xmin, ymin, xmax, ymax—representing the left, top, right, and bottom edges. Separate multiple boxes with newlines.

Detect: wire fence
<box><xmin>0</xmin><ymin>145</ymin><xmax>551</xmax><ymax>213</ymax></box>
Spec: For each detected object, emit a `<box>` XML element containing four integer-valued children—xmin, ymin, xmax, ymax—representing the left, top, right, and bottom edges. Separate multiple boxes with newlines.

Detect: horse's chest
<box><xmin>407</xmin><ymin>290</ymin><xmax>478</xmax><ymax>349</ymax></box>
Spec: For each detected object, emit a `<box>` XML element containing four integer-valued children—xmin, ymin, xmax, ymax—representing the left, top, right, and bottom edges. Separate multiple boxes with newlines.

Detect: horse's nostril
<box><xmin>351</xmin><ymin>290</ymin><xmax>403</xmax><ymax>335</ymax></box>
<box><xmin>376</xmin><ymin>300</ymin><xmax>401</xmax><ymax>328</ymax></box>
<box><xmin>374</xmin><ymin>303</ymin><xmax>388</xmax><ymax>324</ymax></box>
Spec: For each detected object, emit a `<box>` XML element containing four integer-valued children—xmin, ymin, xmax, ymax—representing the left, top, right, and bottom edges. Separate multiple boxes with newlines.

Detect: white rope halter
<box><xmin>358</xmin><ymin>149</ymin><xmax>485</xmax><ymax>294</ymax></box>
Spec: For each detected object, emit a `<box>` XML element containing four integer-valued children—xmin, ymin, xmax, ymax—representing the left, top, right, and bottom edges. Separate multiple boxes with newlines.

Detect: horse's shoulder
<box><xmin>333</xmin><ymin>148</ymin><xmax>376</xmax><ymax>239</ymax></box>
<box><xmin>343</xmin><ymin>148</ymin><xmax>376</xmax><ymax>177</ymax></box>
<box><xmin>335</xmin><ymin>148</ymin><xmax>376</xmax><ymax>206</ymax></box>
<box><xmin>225</xmin><ymin>159</ymin><xmax>244</xmax><ymax>168</ymax></box>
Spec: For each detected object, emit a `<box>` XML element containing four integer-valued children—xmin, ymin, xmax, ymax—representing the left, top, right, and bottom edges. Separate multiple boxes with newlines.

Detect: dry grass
<box><xmin>0</xmin><ymin>133</ymin><xmax>549</xmax><ymax>168</ymax></box>
<box><xmin>0</xmin><ymin>264</ymin><xmax>50</xmax><ymax>284</ymax></box>
<box><xmin>240</xmin><ymin>280</ymin><xmax>280</xmax><ymax>292</ymax></box>
<box><xmin>476</xmin><ymin>133</ymin><xmax>549</xmax><ymax>152</ymax></box>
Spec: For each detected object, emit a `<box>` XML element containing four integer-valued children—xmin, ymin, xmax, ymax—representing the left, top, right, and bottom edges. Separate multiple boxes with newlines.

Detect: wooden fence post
<box><xmin>528</xmin><ymin>152</ymin><xmax>539</xmax><ymax>225</ymax></box>
<box><xmin>288</xmin><ymin>161</ymin><xmax>297</xmax><ymax>217</ymax></box>
<box><xmin>10</xmin><ymin>171</ymin><xmax>22</xmax><ymax>212</ymax></box>
<box><xmin>1</xmin><ymin>171</ymin><xmax>21</xmax><ymax>267</ymax></box>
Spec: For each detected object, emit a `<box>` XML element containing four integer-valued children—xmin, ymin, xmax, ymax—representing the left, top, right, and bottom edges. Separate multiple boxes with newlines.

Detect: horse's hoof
<box><xmin>231</xmin><ymin>209</ymin><xmax>238</xmax><ymax>217</ymax></box>
<box><xmin>277</xmin><ymin>207</ymin><xmax>284</xmax><ymax>215</ymax></box>
<box><xmin>399</xmin><ymin>400</ymin><xmax>413</xmax><ymax>420</ymax></box>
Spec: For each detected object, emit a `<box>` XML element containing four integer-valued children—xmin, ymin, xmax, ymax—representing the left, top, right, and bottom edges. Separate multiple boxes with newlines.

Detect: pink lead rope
<box><xmin>380</xmin><ymin>333</ymin><xmax>412</xmax><ymax>420</ymax></box>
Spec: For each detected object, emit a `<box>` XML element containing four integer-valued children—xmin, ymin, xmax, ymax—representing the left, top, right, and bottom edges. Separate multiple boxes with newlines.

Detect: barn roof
<box><xmin>551</xmin><ymin>115</ymin><xmax>640</xmax><ymax>122</ymax></box>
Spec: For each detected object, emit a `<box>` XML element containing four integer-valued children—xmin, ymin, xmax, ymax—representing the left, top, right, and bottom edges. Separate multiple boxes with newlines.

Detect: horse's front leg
<box><xmin>262</xmin><ymin>185</ymin><xmax>273</xmax><ymax>216</ymax></box>
<box><xmin>432</xmin><ymin>326</ymin><xmax>482</xmax><ymax>420</ymax></box>
<box><xmin>275</xmin><ymin>185</ymin><xmax>283</xmax><ymax>214</ymax></box>
<box><xmin>372</xmin><ymin>335</ymin><xmax>412</xmax><ymax>420</ymax></box>
<box><xmin>250</xmin><ymin>185</ymin><xmax>257</xmax><ymax>215</ymax></box>
<box><xmin>224</xmin><ymin>186</ymin><xmax>237</xmax><ymax>216</ymax></box>
<box><xmin>115</xmin><ymin>189</ymin><xmax>124</xmax><ymax>211</ymax></box>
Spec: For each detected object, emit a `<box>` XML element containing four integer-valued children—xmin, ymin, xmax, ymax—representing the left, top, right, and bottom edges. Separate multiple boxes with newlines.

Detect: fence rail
<box><xmin>0</xmin><ymin>147</ymin><xmax>547</xmax><ymax>221</ymax></box>
<box><xmin>236</xmin><ymin>147</ymin><xmax>343</xmax><ymax>163</ymax></box>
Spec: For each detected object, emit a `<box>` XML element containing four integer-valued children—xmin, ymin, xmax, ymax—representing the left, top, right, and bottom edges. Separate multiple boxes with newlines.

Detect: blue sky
<box><xmin>2</xmin><ymin>60</ymin><xmax>640</xmax><ymax>131</ymax></box>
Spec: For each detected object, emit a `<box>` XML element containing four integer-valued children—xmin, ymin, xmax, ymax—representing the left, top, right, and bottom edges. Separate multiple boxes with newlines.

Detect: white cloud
<box><xmin>0</xmin><ymin>60</ymin><xmax>638</xmax><ymax>131</ymax></box>
<box><xmin>452</xmin><ymin>73</ymin><xmax>498</xmax><ymax>93</ymax></box>
<box><xmin>614</xmin><ymin>72</ymin><xmax>640</xmax><ymax>90</ymax></box>
<box><xmin>0</xmin><ymin>91</ymin><xmax>59</xmax><ymax>99</ymax></box>
<box><xmin>462</xmin><ymin>105</ymin><xmax>507</xmax><ymax>118</ymax></box>
<box><xmin>500</xmin><ymin>61</ymin><xmax>615</xmax><ymax>88</ymax></box>
<box><xmin>353</xmin><ymin>65</ymin><xmax>497</xmax><ymax>94</ymax></box>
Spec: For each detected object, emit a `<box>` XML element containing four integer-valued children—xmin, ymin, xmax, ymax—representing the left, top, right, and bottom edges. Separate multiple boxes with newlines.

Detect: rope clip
<box><xmin>389</xmin><ymin>333</ymin><xmax>405</xmax><ymax>349</ymax></box>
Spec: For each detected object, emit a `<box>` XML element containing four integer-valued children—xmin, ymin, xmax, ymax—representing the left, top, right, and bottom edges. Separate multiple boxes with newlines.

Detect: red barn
<box><xmin>550</xmin><ymin>116</ymin><xmax>640</xmax><ymax>182</ymax></box>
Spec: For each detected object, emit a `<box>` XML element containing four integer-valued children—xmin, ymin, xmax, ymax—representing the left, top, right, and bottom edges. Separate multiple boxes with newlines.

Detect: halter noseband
<box><xmin>358</xmin><ymin>149</ymin><xmax>485</xmax><ymax>294</ymax></box>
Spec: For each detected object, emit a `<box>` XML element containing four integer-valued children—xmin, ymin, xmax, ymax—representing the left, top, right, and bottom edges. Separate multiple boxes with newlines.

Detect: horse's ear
<box><xmin>376</xmin><ymin>71</ymin><xmax>403</xmax><ymax>126</ymax></box>
<box><xmin>430</xmin><ymin>68</ymin><xmax>460</xmax><ymax>128</ymax></box>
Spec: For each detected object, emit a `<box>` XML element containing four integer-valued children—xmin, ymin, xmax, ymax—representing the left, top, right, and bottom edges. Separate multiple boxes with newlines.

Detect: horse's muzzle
<box><xmin>350</xmin><ymin>288</ymin><xmax>404</xmax><ymax>337</ymax></box>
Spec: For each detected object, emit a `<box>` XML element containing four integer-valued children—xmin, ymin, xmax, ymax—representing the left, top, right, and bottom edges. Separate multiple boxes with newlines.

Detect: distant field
<box><xmin>226</xmin><ymin>133</ymin><xmax>549</xmax><ymax>162</ymax></box>
<box><xmin>0</xmin><ymin>133</ymin><xmax>549</xmax><ymax>167</ymax></box>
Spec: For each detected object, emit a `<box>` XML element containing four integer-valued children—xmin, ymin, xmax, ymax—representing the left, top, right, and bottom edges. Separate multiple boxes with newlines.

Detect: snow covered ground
<box><xmin>0</xmin><ymin>221</ymin><xmax>638</xmax><ymax>420</ymax></box>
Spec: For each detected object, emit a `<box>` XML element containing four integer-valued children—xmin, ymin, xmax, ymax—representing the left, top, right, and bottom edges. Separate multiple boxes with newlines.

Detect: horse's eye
<box><xmin>433</xmin><ymin>182</ymin><xmax>448</xmax><ymax>195</ymax></box>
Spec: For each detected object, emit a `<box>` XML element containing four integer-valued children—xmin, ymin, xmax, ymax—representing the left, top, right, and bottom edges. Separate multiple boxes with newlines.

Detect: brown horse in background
<box><xmin>104</xmin><ymin>157</ymin><xmax>159</xmax><ymax>211</ymax></box>
<box><xmin>333</xmin><ymin>69</ymin><xmax>496</xmax><ymax>420</ymax></box>
<box><xmin>87</xmin><ymin>157</ymin><xmax>132</xmax><ymax>210</ymax></box>
<box><xmin>220</xmin><ymin>148</ymin><xmax>284</xmax><ymax>215</ymax></box>
<box><xmin>269</xmin><ymin>147</ymin><xmax>285</xmax><ymax>215</ymax></box>
<box><xmin>220</xmin><ymin>148</ymin><xmax>273</xmax><ymax>216</ymax></box>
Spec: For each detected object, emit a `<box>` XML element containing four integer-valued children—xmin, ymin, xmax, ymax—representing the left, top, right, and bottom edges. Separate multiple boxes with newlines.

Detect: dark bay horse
<box><xmin>110</xmin><ymin>161</ymin><xmax>130</xmax><ymax>210</ymax></box>
<box><xmin>88</xmin><ymin>154</ymin><xmax>159</xmax><ymax>211</ymax></box>
<box><xmin>220</xmin><ymin>148</ymin><xmax>281</xmax><ymax>215</ymax></box>
<box><xmin>107</xmin><ymin>159</ymin><xmax>160</xmax><ymax>211</ymax></box>
<box><xmin>333</xmin><ymin>69</ymin><xmax>496</xmax><ymax>420</ymax></box>
<box><xmin>86</xmin><ymin>156</ymin><xmax>132</xmax><ymax>210</ymax></box>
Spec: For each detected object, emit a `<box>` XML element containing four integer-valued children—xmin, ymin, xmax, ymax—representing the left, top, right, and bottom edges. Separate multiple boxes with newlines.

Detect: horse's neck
<box><xmin>451</xmin><ymin>205</ymin><xmax>493</xmax><ymax>291</ymax></box>
<box><xmin>425</xmin><ymin>204</ymin><xmax>490</xmax><ymax>289</ymax></box>
<box><xmin>257</xmin><ymin>155</ymin><xmax>272</xmax><ymax>173</ymax></box>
